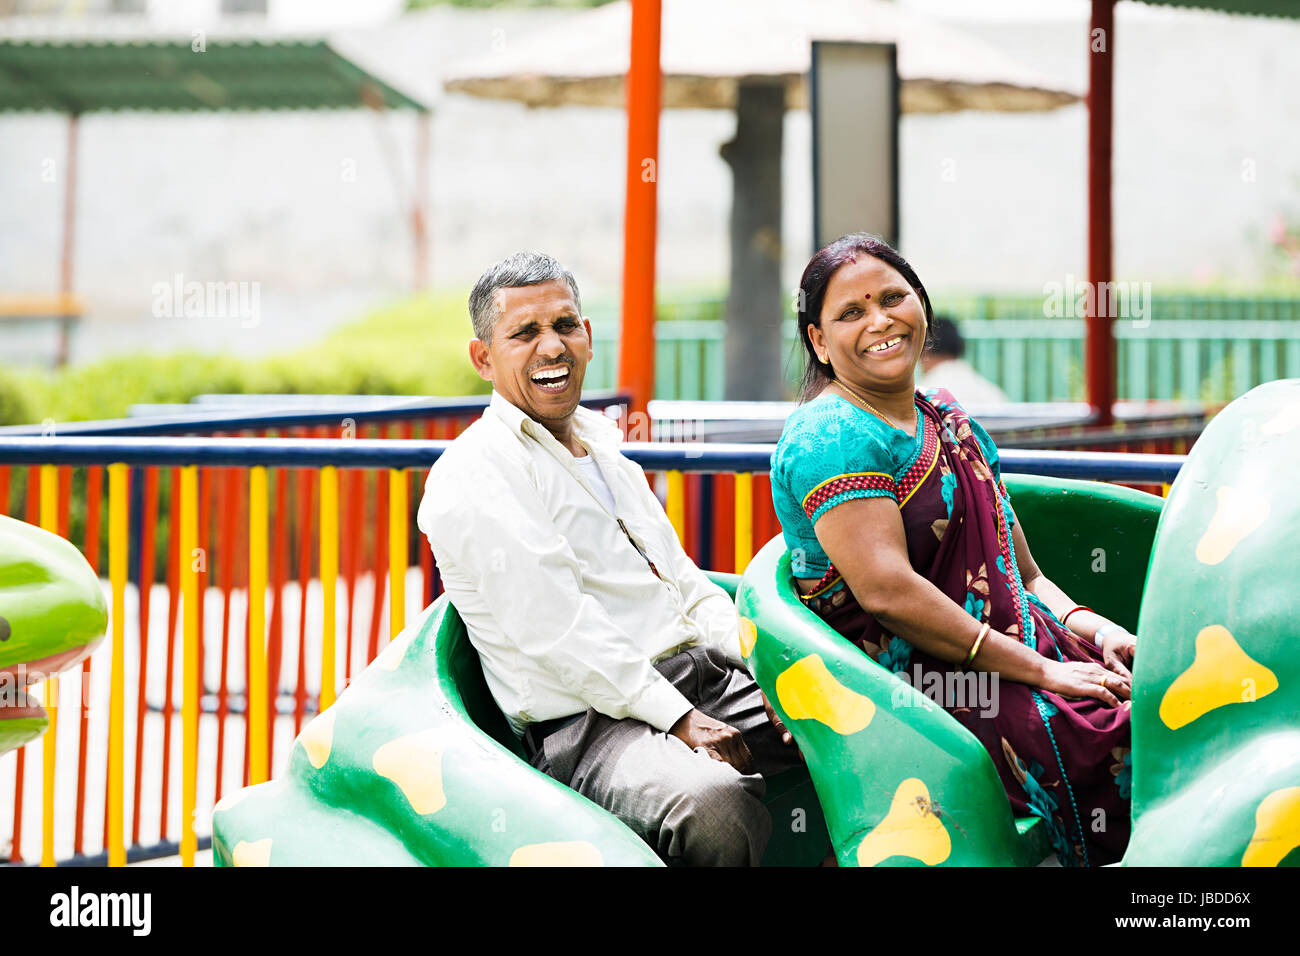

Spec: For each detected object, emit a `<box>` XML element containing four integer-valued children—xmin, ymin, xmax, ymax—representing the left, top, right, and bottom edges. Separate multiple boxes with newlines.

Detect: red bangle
<box><xmin>1061</xmin><ymin>605</ymin><xmax>1093</xmax><ymax>627</ymax></box>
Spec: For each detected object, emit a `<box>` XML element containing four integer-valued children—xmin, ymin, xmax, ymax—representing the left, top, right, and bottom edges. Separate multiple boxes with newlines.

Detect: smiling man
<box><xmin>416</xmin><ymin>251</ymin><xmax>799</xmax><ymax>866</ymax></box>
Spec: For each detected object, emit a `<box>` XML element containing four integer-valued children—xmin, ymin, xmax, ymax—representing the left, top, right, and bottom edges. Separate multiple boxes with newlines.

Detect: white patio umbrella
<box><xmin>446</xmin><ymin>0</ymin><xmax>1081</xmax><ymax>399</ymax></box>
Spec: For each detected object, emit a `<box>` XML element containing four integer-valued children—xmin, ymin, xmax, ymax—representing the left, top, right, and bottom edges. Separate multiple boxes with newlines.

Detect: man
<box><xmin>918</xmin><ymin>316</ymin><xmax>1010</xmax><ymax>405</ymax></box>
<box><xmin>417</xmin><ymin>251</ymin><xmax>800</xmax><ymax>866</ymax></box>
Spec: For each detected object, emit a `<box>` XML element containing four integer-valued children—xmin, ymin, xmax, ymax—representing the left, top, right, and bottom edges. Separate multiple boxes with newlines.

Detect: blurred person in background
<box><xmin>919</xmin><ymin>315</ymin><xmax>1009</xmax><ymax>405</ymax></box>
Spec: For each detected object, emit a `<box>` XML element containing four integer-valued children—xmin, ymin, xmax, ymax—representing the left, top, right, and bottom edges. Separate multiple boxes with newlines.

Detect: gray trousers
<box><xmin>529</xmin><ymin>645</ymin><xmax>801</xmax><ymax>867</ymax></box>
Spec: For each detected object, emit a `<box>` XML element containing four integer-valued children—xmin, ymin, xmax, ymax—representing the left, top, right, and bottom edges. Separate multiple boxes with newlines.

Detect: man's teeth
<box><xmin>532</xmin><ymin>368</ymin><xmax>570</xmax><ymax>388</ymax></box>
<box><xmin>867</xmin><ymin>335</ymin><xmax>904</xmax><ymax>353</ymax></box>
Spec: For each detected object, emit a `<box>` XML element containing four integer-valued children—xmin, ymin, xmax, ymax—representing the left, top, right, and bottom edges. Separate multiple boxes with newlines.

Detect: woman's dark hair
<box><xmin>794</xmin><ymin>233</ymin><xmax>934</xmax><ymax>402</ymax></box>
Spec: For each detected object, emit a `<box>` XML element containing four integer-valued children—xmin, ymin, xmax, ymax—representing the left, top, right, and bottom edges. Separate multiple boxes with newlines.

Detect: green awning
<box><xmin>1132</xmin><ymin>0</ymin><xmax>1300</xmax><ymax>18</ymax></box>
<box><xmin>0</xmin><ymin>34</ymin><xmax>428</xmax><ymax>115</ymax></box>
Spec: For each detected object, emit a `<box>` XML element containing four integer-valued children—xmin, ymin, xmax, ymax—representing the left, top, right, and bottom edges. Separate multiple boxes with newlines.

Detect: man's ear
<box><xmin>582</xmin><ymin>317</ymin><xmax>594</xmax><ymax>361</ymax></box>
<box><xmin>468</xmin><ymin>337</ymin><xmax>492</xmax><ymax>382</ymax></box>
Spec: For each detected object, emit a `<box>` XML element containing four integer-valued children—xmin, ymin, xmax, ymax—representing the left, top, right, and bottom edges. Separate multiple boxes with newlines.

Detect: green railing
<box><xmin>585</xmin><ymin>294</ymin><xmax>1300</xmax><ymax>403</ymax></box>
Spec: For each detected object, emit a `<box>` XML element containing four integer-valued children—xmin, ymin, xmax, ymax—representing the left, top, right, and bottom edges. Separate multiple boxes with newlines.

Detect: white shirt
<box><xmin>574</xmin><ymin>455</ymin><xmax>616</xmax><ymax>514</ymax></box>
<box><xmin>918</xmin><ymin>358</ymin><xmax>1010</xmax><ymax>405</ymax></box>
<box><xmin>417</xmin><ymin>390</ymin><xmax>745</xmax><ymax>737</ymax></box>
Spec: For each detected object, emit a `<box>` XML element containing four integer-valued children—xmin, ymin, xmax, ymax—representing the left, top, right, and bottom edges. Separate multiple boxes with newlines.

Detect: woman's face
<box><xmin>807</xmin><ymin>254</ymin><xmax>927</xmax><ymax>393</ymax></box>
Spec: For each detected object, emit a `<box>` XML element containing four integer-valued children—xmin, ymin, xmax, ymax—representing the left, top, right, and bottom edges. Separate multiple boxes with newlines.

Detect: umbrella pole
<box><xmin>413</xmin><ymin>110</ymin><xmax>431</xmax><ymax>291</ymax></box>
<box><xmin>1087</xmin><ymin>0</ymin><xmax>1116</xmax><ymax>425</ymax></box>
<box><xmin>721</xmin><ymin>80</ymin><xmax>785</xmax><ymax>402</ymax></box>
<box><xmin>618</xmin><ymin>0</ymin><xmax>662</xmax><ymax>425</ymax></box>
<box><xmin>58</xmin><ymin>112</ymin><xmax>80</xmax><ymax>369</ymax></box>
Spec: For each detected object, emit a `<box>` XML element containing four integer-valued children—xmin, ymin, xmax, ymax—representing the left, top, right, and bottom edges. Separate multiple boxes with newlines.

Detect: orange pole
<box><xmin>617</xmin><ymin>0</ymin><xmax>662</xmax><ymax>421</ymax></box>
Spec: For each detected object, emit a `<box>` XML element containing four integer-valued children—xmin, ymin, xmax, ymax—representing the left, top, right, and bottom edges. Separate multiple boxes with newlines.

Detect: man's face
<box><xmin>469</xmin><ymin>279</ymin><xmax>593</xmax><ymax>429</ymax></box>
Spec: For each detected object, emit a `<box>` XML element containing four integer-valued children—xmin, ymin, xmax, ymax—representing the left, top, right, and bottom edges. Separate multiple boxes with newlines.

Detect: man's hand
<box><xmin>669</xmin><ymin>708</ymin><xmax>753</xmax><ymax>774</ymax></box>
<box><xmin>762</xmin><ymin>691</ymin><xmax>804</xmax><ymax>763</ymax></box>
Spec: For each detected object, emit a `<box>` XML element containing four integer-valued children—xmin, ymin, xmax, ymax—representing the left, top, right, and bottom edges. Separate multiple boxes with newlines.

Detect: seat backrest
<box><xmin>435</xmin><ymin>604</ymin><xmax>528</xmax><ymax>759</ymax></box>
<box><xmin>1001</xmin><ymin>473</ymin><xmax>1162</xmax><ymax>629</ymax></box>
<box><xmin>1124</xmin><ymin>379</ymin><xmax>1300</xmax><ymax>866</ymax></box>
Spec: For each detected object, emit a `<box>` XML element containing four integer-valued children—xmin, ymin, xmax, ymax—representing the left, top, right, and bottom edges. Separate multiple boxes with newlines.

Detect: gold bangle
<box><xmin>964</xmin><ymin>622</ymin><xmax>991</xmax><ymax>667</ymax></box>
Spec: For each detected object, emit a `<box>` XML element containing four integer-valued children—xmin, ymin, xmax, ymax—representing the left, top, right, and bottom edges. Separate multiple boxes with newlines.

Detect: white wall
<box><xmin>2</xmin><ymin>2</ymin><xmax>1298</xmax><ymax>366</ymax></box>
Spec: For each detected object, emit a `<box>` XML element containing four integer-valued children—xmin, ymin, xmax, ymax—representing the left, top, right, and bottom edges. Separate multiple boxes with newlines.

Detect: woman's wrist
<box><xmin>1093</xmin><ymin>622</ymin><xmax>1133</xmax><ymax>651</ymax></box>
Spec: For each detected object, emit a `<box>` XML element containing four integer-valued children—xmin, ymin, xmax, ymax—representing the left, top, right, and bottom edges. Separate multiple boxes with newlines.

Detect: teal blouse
<box><xmin>770</xmin><ymin>388</ymin><xmax>1005</xmax><ymax>579</ymax></box>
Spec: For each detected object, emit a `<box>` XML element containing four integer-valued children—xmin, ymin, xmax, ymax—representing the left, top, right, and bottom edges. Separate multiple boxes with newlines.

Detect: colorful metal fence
<box><xmin>581</xmin><ymin>308</ymin><xmax>1300</xmax><ymax>402</ymax></box>
<box><xmin>0</xmin><ymin>433</ymin><xmax>1184</xmax><ymax>867</ymax></box>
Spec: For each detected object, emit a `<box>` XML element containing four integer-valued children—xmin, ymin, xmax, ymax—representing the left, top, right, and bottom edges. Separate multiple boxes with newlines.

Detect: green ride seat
<box><xmin>1122</xmin><ymin>380</ymin><xmax>1300</xmax><ymax>867</ymax></box>
<box><xmin>735</xmin><ymin>474</ymin><xmax>1164</xmax><ymax>867</ymax></box>
<box><xmin>213</xmin><ymin>579</ymin><xmax>830</xmax><ymax>866</ymax></box>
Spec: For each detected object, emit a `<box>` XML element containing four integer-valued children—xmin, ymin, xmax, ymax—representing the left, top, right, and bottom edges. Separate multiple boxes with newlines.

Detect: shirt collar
<box><xmin>488</xmin><ymin>389</ymin><xmax>621</xmax><ymax>453</ymax></box>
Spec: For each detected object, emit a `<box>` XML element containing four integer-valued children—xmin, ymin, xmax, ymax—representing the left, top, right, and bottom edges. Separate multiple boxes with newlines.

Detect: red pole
<box><xmin>294</xmin><ymin>465</ymin><xmax>316</xmax><ymax>738</ymax></box>
<box><xmin>617</xmin><ymin>0</ymin><xmax>662</xmax><ymax>423</ymax></box>
<box><xmin>159</xmin><ymin>467</ymin><xmax>181</xmax><ymax>840</ymax></box>
<box><xmin>214</xmin><ymin>467</ymin><xmax>237</xmax><ymax>807</ymax></box>
<box><xmin>132</xmin><ymin>467</ymin><xmax>158</xmax><ymax>846</ymax></box>
<box><xmin>1087</xmin><ymin>0</ymin><xmax>1116</xmax><ymax>426</ymax></box>
<box><xmin>73</xmin><ymin>467</ymin><xmax>95</xmax><ymax>857</ymax></box>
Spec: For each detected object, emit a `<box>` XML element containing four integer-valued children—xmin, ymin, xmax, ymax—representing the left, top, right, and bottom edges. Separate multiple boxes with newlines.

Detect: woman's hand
<box><xmin>1037</xmin><ymin>659</ymin><xmax>1131</xmax><ymax>708</ymax></box>
<box><xmin>1098</xmin><ymin>627</ymin><xmax>1136</xmax><ymax>679</ymax></box>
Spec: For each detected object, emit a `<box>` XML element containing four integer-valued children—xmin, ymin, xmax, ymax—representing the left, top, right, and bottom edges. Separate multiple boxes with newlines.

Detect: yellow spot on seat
<box><xmin>300</xmin><ymin>707</ymin><xmax>336</xmax><ymax>770</ymax></box>
<box><xmin>509</xmin><ymin>841</ymin><xmax>604</xmax><ymax>867</ymax></box>
<box><xmin>1242</xmin><ymin>787</ymin><xmax>1300</xmax><ymax>867</ymax></box>
<box><xmin>1195</xmin><ymin>485</ymin><xmax>1268</xmax><ymax>566</ymax></box>
<box><xmin>372</xmin><ymin>729</ymin><xmax>446</xmax><ymax>815</ymax></box>
<box><xmin>856</xmin><ymin>778</ymin><xmax>951</xmax><ymax>867</ymax></box>
<box><xmin>738</xmin><ymin>617</ymin><xmax>758</xmax><ymax>658</ymax></box>
<box><xmin>376</xmin><ymin>629</ymin><xmax>414</xmax><ymax>671</ymax></box>
<box><xmin>775</xmin><ymin>654</ymin><xmax>874</xmax><ymax>735</ymax></box>
<box><xmin>233</xmin><ymin>838</ymin><xmax>272</xmax><ymax>867</ymax></box>
<box><xmin>1158</xmin><ymin>625</ymin><xmax>1278</xmax><ymax>730</ymax></box>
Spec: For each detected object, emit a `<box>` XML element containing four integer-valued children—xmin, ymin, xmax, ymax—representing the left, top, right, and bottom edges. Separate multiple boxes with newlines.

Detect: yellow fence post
<box><xmin>179</xmin><ymin>465</ymin><xmax>198</xmax><ymax>867</ymax></box>
<box><xmin>319</xmin><ymin>466</ymin><xmax>338</xmax><ymax>709</ymax></box>
<box><xmin>39</xmin><ymin>464</ymin><xmax>58</xmax><ymax>867</ymax></box>
<box><xmin>107</xmin><ymin>463</ymin><xmax>127</xmax><ymax>867</ymax></box>
<box><xmin>388</xmin><ymin>469</ymin><xmax>407</xmax><ymax>640</ymax></box>
<box><xmin>734</xmin><ymin>471</ymin><xmax>753</xmax><ymax>573</ymax></box>
<box><xmin>666</xmin><ymin>470</ymin><xmax>685</xmax><ymax>544</ymax></box>
<box><xmin>248</xmin><ymin>466</ymin><xmax>269</xmax><ymax>786</ymax></box>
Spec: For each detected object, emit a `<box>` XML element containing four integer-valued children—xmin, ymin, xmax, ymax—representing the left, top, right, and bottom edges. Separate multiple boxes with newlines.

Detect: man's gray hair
<box><xmin>468</xmin><ymin>251</ymin><xmax>583</xmax><ymax>342</ymax></box>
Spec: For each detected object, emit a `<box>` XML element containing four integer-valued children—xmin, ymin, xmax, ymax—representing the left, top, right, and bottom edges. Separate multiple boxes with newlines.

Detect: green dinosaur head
<box><xmin>0</xmin><ymin>514</ymin><xmax>108</xmax><ymax>755</ymax></box>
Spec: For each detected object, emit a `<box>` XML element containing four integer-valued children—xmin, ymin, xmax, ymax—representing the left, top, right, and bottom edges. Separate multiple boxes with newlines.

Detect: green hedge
<box><xmin>2</xmin><ymin>293</ymin><xmax>488</xmax><ymax>427</ymax></box>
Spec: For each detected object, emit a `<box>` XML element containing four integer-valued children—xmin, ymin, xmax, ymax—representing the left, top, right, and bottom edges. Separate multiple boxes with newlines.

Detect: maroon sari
<box><xmin>800</xmin><ymin>389</ymin><xmax>1131</xmax><ymax>866</ymax></box>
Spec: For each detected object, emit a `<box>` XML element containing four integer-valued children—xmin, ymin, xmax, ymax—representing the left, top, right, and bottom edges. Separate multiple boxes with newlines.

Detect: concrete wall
<box><xmin>2</xmin><ymin>0</ymin><xmax>1298</xmax><ymax>366</ymax></box>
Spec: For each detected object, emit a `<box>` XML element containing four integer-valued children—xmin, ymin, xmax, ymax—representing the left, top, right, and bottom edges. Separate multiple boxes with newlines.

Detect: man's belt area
<box><xmin>522</xmin><ymin>712</ymin><xmax>584</xmax><ymax>761</ymax></box>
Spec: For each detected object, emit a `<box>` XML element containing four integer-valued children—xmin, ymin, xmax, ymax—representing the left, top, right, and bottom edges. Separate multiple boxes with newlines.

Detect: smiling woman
<box><xmin>771</xmin><ymin>234</ymin><xmax>1137</xmax><ymax>867</ymax></box>
<box><xmin>466</xmin><ymin>252</ymin><xmax>595</xmax><ymax>457</ymax></box>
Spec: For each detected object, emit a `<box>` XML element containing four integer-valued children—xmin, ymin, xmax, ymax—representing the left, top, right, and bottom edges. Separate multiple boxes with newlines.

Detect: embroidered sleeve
<box><xmin>774</xmin><ymin>402</ymin><xmax>899</xmax><ymax>527</ymax></box>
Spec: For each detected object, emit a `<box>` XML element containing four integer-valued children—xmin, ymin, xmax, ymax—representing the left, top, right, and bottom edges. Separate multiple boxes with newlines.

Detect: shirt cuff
<box><xmin>715</xmin><ymin>617</ymin><xmax>747</xmax><ymax>669</ymax></box>
<box><xmin>629</xmin><ymin>676</ymin><xmax>694</xmax><ymax>734</ymax></box>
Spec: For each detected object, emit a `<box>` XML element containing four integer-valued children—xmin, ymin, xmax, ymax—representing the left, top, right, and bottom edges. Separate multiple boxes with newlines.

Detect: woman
<box><xmin>771</xmin><ymin>234</ymin><xmax>1135</xmax><ymax>866</ymax></box>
